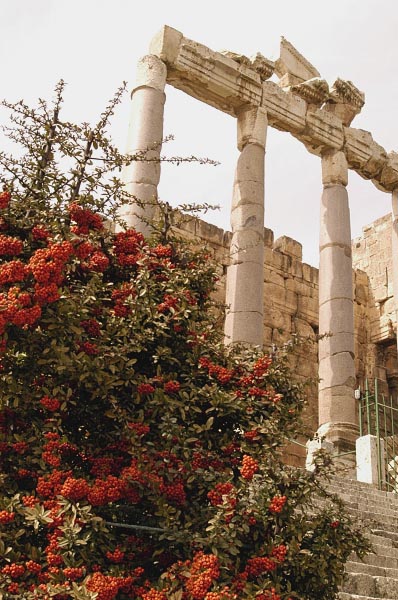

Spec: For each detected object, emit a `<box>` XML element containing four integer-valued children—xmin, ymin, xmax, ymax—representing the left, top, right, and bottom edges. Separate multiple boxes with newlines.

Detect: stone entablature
<box><xmin>150</xmin><ymin>25</ymin><xmax>398</xmax><ymax>192</ymax></box>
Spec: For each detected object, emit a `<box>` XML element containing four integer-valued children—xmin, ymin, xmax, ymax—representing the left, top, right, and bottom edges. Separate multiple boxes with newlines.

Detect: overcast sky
<box><xmin>1</xmin><ymin>0</ymin><xmax>397</xmax><ymax>265</ymax></box>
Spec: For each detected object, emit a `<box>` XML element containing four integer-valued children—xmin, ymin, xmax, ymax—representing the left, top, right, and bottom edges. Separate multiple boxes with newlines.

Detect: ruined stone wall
<box><xmin>177</xmin><ymin>210</ymin><xmax>397</xmax><ymax>464</ymax></box>
<box><xmin>352</xmin><ymin>215</ymin><xmax>398</xmax><ymax>399</ymax></box>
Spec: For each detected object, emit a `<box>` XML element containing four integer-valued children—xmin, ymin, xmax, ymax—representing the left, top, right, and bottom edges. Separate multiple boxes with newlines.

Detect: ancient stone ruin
<box><xmin>121</xmin><ymin>25</ymin><xmax>398</xmax><ymax>464</ymax></box>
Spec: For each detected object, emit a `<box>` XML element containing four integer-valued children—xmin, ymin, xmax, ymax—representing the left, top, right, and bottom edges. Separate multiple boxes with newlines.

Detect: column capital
<box><xmin>237</xmin><ymin>106</ymin><xmax>268</xmax><ymax>151</ymax></box>
<box><xmin>321</xmin><ymin>149</ymin><xmax>348</xmax><ymax>186</ymax></box>
<box><xmin>133</xmin><ymin>55</ymin><xmax>167</xmax><ymax>94</ymax></box>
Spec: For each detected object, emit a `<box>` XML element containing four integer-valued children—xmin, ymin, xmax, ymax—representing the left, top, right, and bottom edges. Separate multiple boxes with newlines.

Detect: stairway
<box><xmin>325</xmin><ymin>477</ymin><xmax>398</xmax><ymax>600</ymax></box>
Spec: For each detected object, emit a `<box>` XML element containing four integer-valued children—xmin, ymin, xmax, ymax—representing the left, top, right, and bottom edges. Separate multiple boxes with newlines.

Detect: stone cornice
<box><xmin>149</xmin><ymin>25</ymin><xmax>398</xmax><ymax>193</ymax></box>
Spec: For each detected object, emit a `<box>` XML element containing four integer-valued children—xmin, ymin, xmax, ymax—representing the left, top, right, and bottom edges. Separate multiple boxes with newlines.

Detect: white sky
<box><xmin>1</xmin><ymin>0</ymin><xmax>397</xmax><ymax>266</ymax></box>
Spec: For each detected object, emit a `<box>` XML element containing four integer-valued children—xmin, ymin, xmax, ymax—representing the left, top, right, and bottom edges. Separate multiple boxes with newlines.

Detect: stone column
<box><xmin>120</xmin><ymin>55</ymin><xmax>167</xmax><ymax>235</ymax></box>
<box><xmin>392</xmin><ymin>190</ymin><xmax>398</xmax><ymax>356</ymax></box>
<box><xmin>224</xmin><ymin>107</ymin><xmax>267</xmax><ymax>346</ymax></box>
<box><xmin>317</xmin><ymin>150</ymin><xmax>358</xmax><ymax>452</ymax></box>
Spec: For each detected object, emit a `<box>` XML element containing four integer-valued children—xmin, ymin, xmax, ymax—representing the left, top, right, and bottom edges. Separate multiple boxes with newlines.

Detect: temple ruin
<box><xmin>121</xmin><ymin>26</ymin><xmax>398</xmax><ymax>464</ymax></box>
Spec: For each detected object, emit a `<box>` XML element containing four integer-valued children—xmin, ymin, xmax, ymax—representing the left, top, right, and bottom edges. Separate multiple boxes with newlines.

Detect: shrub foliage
<box><xmin>0</xmin><ymin>84</ymin><xmax>370</xmax><ymax>600</ymax></box>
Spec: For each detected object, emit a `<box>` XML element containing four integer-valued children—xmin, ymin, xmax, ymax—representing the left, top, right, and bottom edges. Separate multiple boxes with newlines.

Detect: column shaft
<box><xmin>224</xmin><ymin>107</ymin><xmax>267</xmax><ymax>346</ymax></box>
<box><xmin>392</xmin><ymin>190</ymin><xmax>398</xmax><ymax>356</ymax></box>
<box><xmin>318</xmin><ymin>150</ymin><xmax>358</xmax><ymax>451</ymax></box>
<box><xmin>120</xmin><ymin>55</ymin><xmax>167</xmax><ymax>236</ymax></box>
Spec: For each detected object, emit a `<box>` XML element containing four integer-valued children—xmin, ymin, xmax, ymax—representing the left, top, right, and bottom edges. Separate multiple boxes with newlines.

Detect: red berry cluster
<box><xmin>185</xmin><ymin>552</ymin><xmax>221</xmax><ymax>600</ymax></box>
<box><xmin>32</xmin><ymin>224</ymin><xmax>50</xmax><ymax>241</ymax></box>
<box><xmin>198</xmin><ymin>357</ymin><xmax>234</xmax><ymax>385</ymax></box>
<box><xmin>40</xmin><ymin>395</ymin><xmax>61</xmax><ymax>412</ymax></box>
<box><xmin>60</xmin><ymin>476</ymin><xmax>90</xmax><ymax>501</ymax></box>
<box><xmin>106</xmin><ymin>547</ymin><xmax>125</xmax><ymax>563</ymax></box>
<box><xmin>269</xmin><ymin>495</ymin><xmax>287</xmax><ymax>514</ymax></box>
<box><xmin>62</xmin><ymin>566</ymin><xmax>84</xmax><ymax>581</ymax></box>
<box><xmin>69</xmin><ymin>202</ymin><xmax>104</xmax><ymax>234</ymax></box>
<box><xmin>142</xmin><ymin>590</ymin><xmax>167</xmax><ymax>600</ymax></box>
<box><xmin>0</xmin><ymin>234</ymin><xmax>23</xmax><ymax>256</ymax></box>
<box><xmin>245</xmin><ymin>556</ymin><xmax>277</xmax><ymax>577</ymax></box>
<box><xmin>137</xmin><ymin>383</ymin><xmax>155</xmax><ymax>395</ymax></box>
<box><xmin>244</xmin><ymin>430</ymin><xmax>259</xmax><ymax>441</ymax></box>
<box><xmin>111</xmin><ymin>283</ymin><xmax>136</xmax><ymax>316</ymax></box>
<box><xmin>86</xmin><ymin>572</ymin><xmax>120</xmax><ymax>600</ymax></box>
<box><xmin>128</xmin><ymin>422</ymin><xmax>150</xmax><ymax>436</ymax></box>
<box><xmin>0</xmin><ymin>190</ymin><xmax>10</xmax><ymax>209</ymax></box>
<box><xmin>80</xmin><ymin>318</ymin><xmax>101</xmax><ymax>337</ymax></box>
<box><xmin>256</xmin><ymin>589</ymin><xmax>282</xmax><ymax>600</ymax></box>
<box><xmin>253</xmin><ymin>356</ymin><xmax>272</xmax><ymax>378</ymax></box>
<box><xmin>0</xmin><ymin>260</ymin><xmax>29</xmax><ymax>285</ymax></box>
<box><xmin>271</xmin><ymin>545</ymin><xmax>287</xmax><ymax>563</ymax></box>
<box><xmin>330</xmin><ymin>520</ymin><xmax>340</xmax><ymax>528</ymax></box>
<box><xmin>0</xmin><ymin>510</ymin><xmax>15</xmax><ymax>523</ymax></box>
<box><xmin>158</xmin><ymin>294</ymin><xmax>179</xmax><ymax>314</ymax></box>
<box><xmin>160</xmin><ymin>481</ymin><xmax>186</xmax><ymax>505</ymax></box>
<box><xmin>240</xmin><ymin>455</ymin><xmax>259</xmax><ymax>480</ymax></box>
<box><xmin>164</xmin><ymin>380</ymin><xmax>180</xmax><ymax>394</ymax></box>
<box><xmin>207</xmin><ymin>482</ymin><xmax>236</xmax><ymax>507</ymax></box>
<box><xmin>151</xmin><ymin>244</ymin><xmax>172</xmax><ymax>258</ymax></box>
<box><xmin>77</xmin><ymin>341</ymin><xmax>99</xmax><ymax>355</ymax></box>
<box><xmin>113</xmin><ymin>229</ymin><xmax>144</xmax><ymax>266</ymax></box>
<box><xmin>1</xmin><ymin>563</ymin><xmax>25</xmax><ymax>579</ymax></box>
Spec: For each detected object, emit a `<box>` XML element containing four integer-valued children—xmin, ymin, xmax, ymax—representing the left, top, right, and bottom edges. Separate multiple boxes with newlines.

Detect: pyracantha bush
<box><xmin>0</xmin><ymin>84</ymin><xmax>370</xmax><ymax>599</ymax></box>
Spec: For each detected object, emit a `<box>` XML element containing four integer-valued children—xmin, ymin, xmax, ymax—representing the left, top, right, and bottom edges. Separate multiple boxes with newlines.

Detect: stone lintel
<box><xmin>299</xmin><ymin>108</ymin><xmax>344</xmax><ymax>156</ymax></box>
<box><xmin>261</xmin><ymin>81</ymin><xmax>306</xmax><ymax>133</ymax></box>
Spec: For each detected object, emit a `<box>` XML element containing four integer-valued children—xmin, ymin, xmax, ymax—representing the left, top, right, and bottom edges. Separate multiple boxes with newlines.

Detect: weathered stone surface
<box><xmin>300</xmin><ymin>108</ymin><xmax>344</xmax><ymax>155</ymax></box>
<box><xmin>356</xmin><ymin>434</ymin><xmax>385</xmax><ymax>485</ymax></box>
<box><xmin>324</xmin><ymin>78</ymin><xmax>365</xmax><ymax>126</ymax></box>
<box><xmin>379</xmin><ymin>151</ymin><xmax>398</xmax><ymax>190</ymax></box>
<box><xmin>261</xmin><ymin>81</ymin><xmax>306</xmax><ymax>133</ymax></box>
<box><xmin>166</xmin><ymin>33</ymin><xmax>263</xmax><ymax>115</ymax></box>
<box><xmin>321</xmin><ymin>150</ymin><xmax>348</xmax><ymax>186</ymax></box>
<box><xmin>273</xmin><ymin>236</ymin><xmax>302</xmax><ymax>260</ymax></box>
<box><xmin>134</xmin><ymin>54</ymin><xmax>168</xmax><ymax>92</ymax></box>
<box><xmin>275</xmin><ymin>37</ymin><xmax>320</xmax><ymax>85</ymax></box>
<box><xmin>149</xmin><ymin>25</ymin><xmax>183</xmax><ymax>65</ymax></box>
<box><xmin>122</xmin><ymin>55</ymin><xmax>167</xmax><ymax>234</ymax></box>
<box><xmin>290</xmin><ymin>77</ymin><xmax>329</xmax><ymax>106</ymax></box>
<box><xmin>237</xmin><ymin>106</ymin><xmax>267</xmax><ymax>150</ymax></box>
<box><xmin>225</xmin><ymin>109</ymin><xmax>266</xmax><ymax>346</ymax></box>
<box><xmin>320</xmin><ymin>183</ymin><xmax>351</xmax><ymax>247</ymax></box>
<box><xmin>392</xmin><ymin>190</ymin><xmax>398</xmax><ymax>356</ymax></box>
<box><xmin>224</xmin><ymin>310</ymin><xmax>263</xmax><ymax>346</ymax></box>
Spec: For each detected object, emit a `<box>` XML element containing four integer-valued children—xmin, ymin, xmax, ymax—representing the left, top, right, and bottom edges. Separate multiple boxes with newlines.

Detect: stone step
<box><xmin>346</xmin><ymin>560</ymin><xmax>398</xmax><ymax>580</ymax></box>
<box><xmin>338</xmin><ymin>594</ymin><xmax>396</xmax><ymax>600</ymax></box>
<box><xmin>367</xmin><ymin>533</ymin><xmax>395</xmax><ymax>548</ymax></box>
<box><xmin>372</xmin><ymin>529</ymin><xmax>398</xmax><ymax>545</ymax></box>
<box><xmin>326</xmin><ymin>487</ymin><xmax>398</xmax><ymax>508</ymax></box>
<box><xmin>342</xmin><ymin>571</ymin><xmax>398</xmax><ymax>598</ymax></box>
<box><xmin>359</xmin><ymin>542</ymin><xmax>398</xmax><ymax>560</ymax></box>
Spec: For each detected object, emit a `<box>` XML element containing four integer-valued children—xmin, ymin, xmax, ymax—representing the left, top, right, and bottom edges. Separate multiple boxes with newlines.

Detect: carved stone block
<box><xmin>379</xmin><ymin>151</ymin><xmax>398</xmax><ymax>191</ymax></box>
<box><xmin>261</xmin><ymin>81</ymin><xmax>306</xmax><ymax>133</ymax></box>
